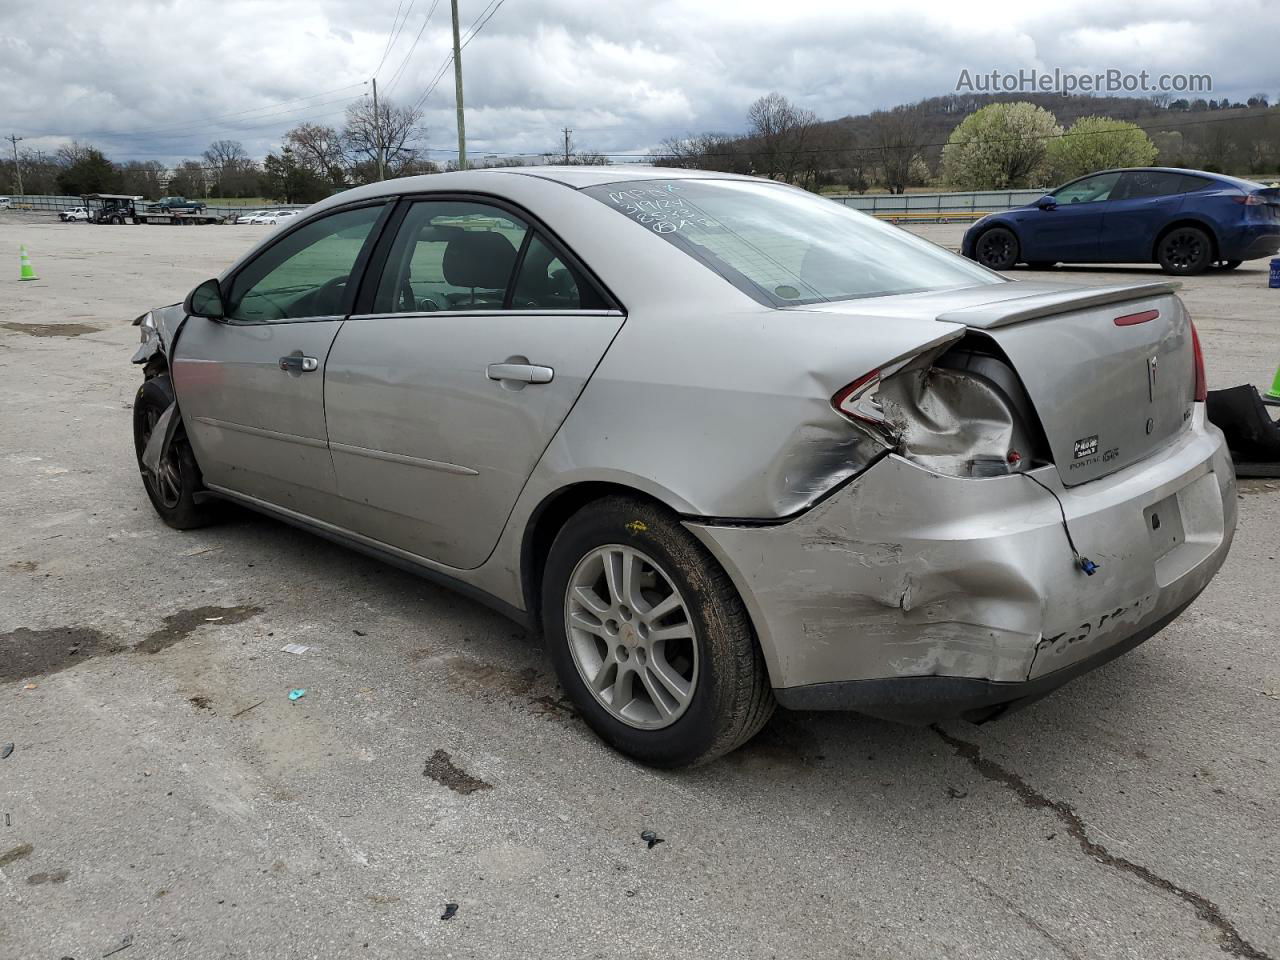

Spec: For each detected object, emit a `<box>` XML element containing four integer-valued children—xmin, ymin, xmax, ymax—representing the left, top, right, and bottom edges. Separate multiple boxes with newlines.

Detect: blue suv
<box><xmin>962</xmin><ymin>167</ymin><xmax>1280</xmax><ymax>275</ymax></box>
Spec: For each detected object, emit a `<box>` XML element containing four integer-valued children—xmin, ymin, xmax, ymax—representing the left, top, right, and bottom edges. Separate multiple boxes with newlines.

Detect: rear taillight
<box><xmin>1190</xmin><ymin>320</ymin><xmax>1207</xmax><ymax>403</ymax></box>
<box><xmin>832</xmin><ymin>369</ymin><xmax>887</xmax><ymax>429</ymax></box>
<box><xmin>1232</xmin><ymin>193</ymin><xmax>1265</xmax><ymax>205</ymax></box>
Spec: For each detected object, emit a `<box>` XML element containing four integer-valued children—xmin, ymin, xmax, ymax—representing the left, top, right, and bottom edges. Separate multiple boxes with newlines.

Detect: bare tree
<box><xmin>651</xmin><ymin>133</ymin><xmax>744</xmax><ymax>173</ymax></box>
<box><xmin>284</xmin><ymin>123</ymin><xmax>348</xmax><ymax>185</ymax></box>
<box><xmin>746</xmin><ymin>92</ymin><xmax>817</xmax><ymax>182</ymax></box>
<box><xmin>343</xmin><ymin>96</ymin><xmax>426</xmax><ymax>182</ymax></box>
<box><xmin>868</xmin><ymin>106</ymin><xmax>926</xmax><ymax>194</ymax></box>
<box><xmin>118</xmin><ymin>160</ymin><xmax>167</xmax><ymax>200</ymax></box>
<box><xmin>201</xmin><ymin>139</ymin><xmax>257</xmax><ymax>197</ymax></box>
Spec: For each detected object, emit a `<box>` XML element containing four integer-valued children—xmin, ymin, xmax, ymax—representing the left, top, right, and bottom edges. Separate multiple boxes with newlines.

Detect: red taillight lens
<box><xmin>832</xmin><ymin>369</ymin><xmax>885</xmax><ymax>426</ymax></box>
<box><xmin>1232</xmin><ymin>193</ymin><xmax>1265</xmax><ymax>206</ymax></box>
<box><xmin>1190</xmin><ymin>320</ymin><xmax>1207</xmax><ymax>403</ymax></box>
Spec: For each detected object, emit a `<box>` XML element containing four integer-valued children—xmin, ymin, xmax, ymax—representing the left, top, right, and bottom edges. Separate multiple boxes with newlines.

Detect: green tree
<box><xmin>261</xmin><ymin>147</ymin><xmax>329</xmax><ymax>203</ymax></box>
<box><xmin>54</xmin><ymin>144</ymin><xmax>120</xmax><ymax>195</ymax></box>
<box><xmin>940</xmin><ymin>102</ymin><xmax>1062</xmax><ymax>190</ymax></box>
<box><xmin>1047</xmin><ymin>116</ymin><xmax>1159</xmax><ymax>181</ymax></box>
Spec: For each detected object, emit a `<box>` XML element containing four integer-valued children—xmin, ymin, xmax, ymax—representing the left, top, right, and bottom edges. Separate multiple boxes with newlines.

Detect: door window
<box><xmin>1052</xmin><ymin>172</ymin><xmax>1121</xmax><ymax>204</ymax></box>
<box><xmin>225</xmin><ymin>204</ymin><xmax>385</xmax><ymax>322</ymax></box>
<box><xmin>510</xmin><ymin>233</ymin><xmax>606</xmax><ymax>310</ymax></box>
<box><xmin>1114</xmin><ymin>171</ymin><xmax>1185</xmax><ymax>200</ymax></box>
<box><xmin>374</xmin><ymin>201</ymin><xmax>529</xmax><ymax>313</ymax></box>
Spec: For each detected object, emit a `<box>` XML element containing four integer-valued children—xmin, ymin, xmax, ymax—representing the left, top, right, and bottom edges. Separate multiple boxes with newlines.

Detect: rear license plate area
<box><xmin>1144</xmin><ymin>493</ymin><xmax>1186</xmax><ymax>560</ymax></box>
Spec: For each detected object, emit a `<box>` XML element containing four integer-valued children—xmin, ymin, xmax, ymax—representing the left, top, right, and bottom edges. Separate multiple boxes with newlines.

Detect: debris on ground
<box><xmin>946</xmin><ymin>786</ymin><xmax>969</xmax><ymax>799</ymax></box>
<box><xmin>280</xmin><ymin>643</ymin><xmax>309</xmax><ymax>655</ymax></box>
<box><xmin>101</xmin><ymin>933</ymin><xmax>133</xmax><ymax>957</ymax></box>
<box><xmin>231</xmin><ymin>700</ymin><xmax>265</xmax><ymax>718</ymax></box>
<box><xmin>423</xmin><ymin>749</ymin><xmax>492</xmax><ymax>795</ymax></box>
<box><xmin>1</xmin><ymin>743</ymin><xmax>13</xmax><ymax>759</ymax></box>
<box><xmin>0</xmin><ymin>842</ymin><xmax>34</xmax><ymax>866</ymax></box>
<box><xmin>288</xmin><ymin>689</ymin><xmax>306</xmax><ymax>701</ymax></box>
<box><xmin>640</xmin><ymin>830</ymin><xmax>665</xmax><ymax>849</ymax></box>
<box><xmin>1206</xmin><ymin>385</ymin><xmax>1280</xmax><ymax>477</ymax></box>
<box><xmin>441</xmin><ymin>902</ymin><xmax>459</xmax><ymax>920</ymax></box>
<box><xmin>353</xmin><ymin>629</ymin><xmax>367</xmax><ymax>637</ymax></box>
<box><xmin>23</xmin><ymin>683</ymin><xmax>37</xmax><ymax>690</ymax></box>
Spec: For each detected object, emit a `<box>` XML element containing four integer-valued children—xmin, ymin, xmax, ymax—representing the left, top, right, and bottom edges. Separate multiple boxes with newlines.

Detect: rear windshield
<box><xmin>583</xmin><ymin>178</ymin><xmax>999</xmax><ymax>306</ymax></box>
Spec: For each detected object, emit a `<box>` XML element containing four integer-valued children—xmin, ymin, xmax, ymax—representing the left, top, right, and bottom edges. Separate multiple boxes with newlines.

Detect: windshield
<box><xmin>583</xmin><ymin>178</ymin><xmax>999</xmax><ymax>306</ymax></box>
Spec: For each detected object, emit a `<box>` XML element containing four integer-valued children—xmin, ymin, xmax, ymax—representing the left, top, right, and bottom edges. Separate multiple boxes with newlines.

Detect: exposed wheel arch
<box><xmin>521</xmin><ymin>481</ymin><xmax>682</xmax><ymax>628</ymax></box>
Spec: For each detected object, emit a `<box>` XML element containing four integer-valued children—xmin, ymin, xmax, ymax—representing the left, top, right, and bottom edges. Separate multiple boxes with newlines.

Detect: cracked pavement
<box><xmin>1</xmin><ymin>214</ymin><xmax>1277</xmax><ymax>959</ymax></box>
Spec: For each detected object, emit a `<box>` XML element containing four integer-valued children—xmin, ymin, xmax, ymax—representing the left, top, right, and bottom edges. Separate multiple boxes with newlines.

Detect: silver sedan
<box><xmin>130</xmin><ymin>167</ymin><xmax>1235</xmax><ymax>766</ymax></box>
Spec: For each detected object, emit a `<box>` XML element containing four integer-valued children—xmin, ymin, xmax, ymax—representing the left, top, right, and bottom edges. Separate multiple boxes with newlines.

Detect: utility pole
<box><xmin>371</xmin><ymin>78</ymin><xmax>385</xmax><ymax>181</ymax></box>
<box><xmin>451</xmin><ymin>0</ymin><xmax>466</xmax><ymax>170</ymax></box>
<box><xmin>562</xmin><ymin>127</ymin><xmax>573</xmax><ymax>164</ymax></box>
<box><xmin>6</xmin><ymin>134</ymin><xmax>23</xmax><ymax>196</ymax></box>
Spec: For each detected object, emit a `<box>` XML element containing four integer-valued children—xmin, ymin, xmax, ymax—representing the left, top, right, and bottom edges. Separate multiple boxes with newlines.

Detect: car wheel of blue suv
<box><xmin>1157</xmin><ymin>226</ymin><xmax>1213</xmax><ymax>275</ymax></box>
<box><xmin>975</xmin><ymin>226</ymin><xmax>1019</xmax><ymax>270</ymax></box>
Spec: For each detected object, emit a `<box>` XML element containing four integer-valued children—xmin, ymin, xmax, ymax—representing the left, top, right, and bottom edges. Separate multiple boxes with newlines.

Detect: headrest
<box><xmin>442</xmin><ymin>231</ymin><xmax>518</xmax><ymax>288</ymax></box>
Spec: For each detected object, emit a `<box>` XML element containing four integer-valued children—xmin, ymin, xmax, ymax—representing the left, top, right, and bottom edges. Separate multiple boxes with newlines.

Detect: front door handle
<box><xmin>279</xmin><ymin>354</ymin><xmax>319</xmax><ymax>373</ymax></box>
<box><xmin>486</xmin><ymin>362</ymin><xmax>554</xmax><ymax>384</ymax></box>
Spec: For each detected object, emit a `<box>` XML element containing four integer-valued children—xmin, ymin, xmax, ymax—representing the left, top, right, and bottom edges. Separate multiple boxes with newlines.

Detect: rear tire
<box><xmin>1157</xmin><ymin>226</ymin><xmax>1213</xmax><ymax>275</ymax></box>
<box><xmin>541</xmin><ymin>496</ymin><xmax>774</xmax><ymax>767</ymax></box>
<box><xmin>974</xmin><ymin>227</ymin><xmax>1019</xmax><ymax>270</ymax></box>
<box><xmin>133</xmin><ymin>377</ymin><xmax>218</xmax><ymax>530</ymax></box>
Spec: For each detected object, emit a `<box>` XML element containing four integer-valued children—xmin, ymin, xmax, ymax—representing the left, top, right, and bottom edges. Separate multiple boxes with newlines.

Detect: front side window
<box><xmin>225</xmin><ymin>204</ymin><xmax>384</xmax><ymax>322</ymax></box>
<box><xmin>374</xmin><ymin>201</ymin><xmax>529</xmax><ymax>313</ymax></box>
<box><xmin>584</xmin><ymin>178</ymin><xmax>997</xmax><ymax>306</ymax></box>
<box><xmin>1052</xmin><ymin>172</ymin><xmax>1121</xmax><ymax>205</ymax></box>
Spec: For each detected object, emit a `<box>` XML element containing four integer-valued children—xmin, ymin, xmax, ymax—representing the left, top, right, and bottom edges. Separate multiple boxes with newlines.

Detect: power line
<box><xmin>383</xmin><ymin>0</ymin><xmax>443</xmax><ymax>96</ymax></box>
<box><xmin>407</xmin><ymin>0</ymin><xmax>509</xmax><ymax>115</ymax></box>
<box><xmin>371</xmin><ymin>0</ymin><xmax>413</xmax><ymax>78</ymax></box>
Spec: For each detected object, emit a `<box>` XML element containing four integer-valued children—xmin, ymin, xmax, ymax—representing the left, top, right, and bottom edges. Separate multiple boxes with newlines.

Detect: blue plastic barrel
<box><xmin>1271</xmin><ymin>258</ymin><xmax>1280</xmax><ymax>288</ymax></box>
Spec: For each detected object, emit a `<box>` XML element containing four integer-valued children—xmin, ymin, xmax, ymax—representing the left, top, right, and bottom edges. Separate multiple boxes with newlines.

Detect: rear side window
<box><xmin>1115</xmin><ymin>171</ymin><xmax>1185</xmax><ymax>200</ymax></box>
<box><xmin>1179</xmin><ymin>175</ymin><xmax>1214</xmax><ymax>192</ymax></box>
<box><xmin>373</xmin><ymin>199</ymin><xmax>607</xmax><ymax>313</ymax></box>
<box><xmin>511</xmin><ymin>233</ymin><xmax>606</xmax><ymax>310</ymax></box>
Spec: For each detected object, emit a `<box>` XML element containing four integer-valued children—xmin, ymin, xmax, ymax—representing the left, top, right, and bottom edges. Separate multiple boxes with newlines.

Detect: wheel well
<box><xmin>520</xmin><ymin>482</ymin><xmax>673</xmax><ymax>630</ymax></box>
<box><xmin>1153</xmin><ymin>219</ymin><xmax>1218</xmax><ymax>261</ymax></box>
<box><xmin>973</xmin><ymin>222</ymin><xmax>1019</xmax><ymax>256</ymax></box>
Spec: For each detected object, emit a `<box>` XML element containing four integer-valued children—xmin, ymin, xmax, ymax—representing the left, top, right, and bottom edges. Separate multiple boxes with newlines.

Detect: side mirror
<box><xmin>1035</xmin><ymin>194</ymin><xmax>1058</xmax><ymax>210</ymax></box>
<box><xmin>185</xmin><ymin>278</ymin><xmax>226</xmax><ymax>319</ymax></box>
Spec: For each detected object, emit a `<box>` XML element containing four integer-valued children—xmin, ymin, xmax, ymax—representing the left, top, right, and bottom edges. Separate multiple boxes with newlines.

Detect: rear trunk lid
<box><xmin>941</xmin><ymin>283</ymin><xmax>1195</xmax><ymax>485</ymax></box>
<box><xmin>803</xmin><ymin>280</ymin><xmax>1197</xmax><ymax>485</ymax></box>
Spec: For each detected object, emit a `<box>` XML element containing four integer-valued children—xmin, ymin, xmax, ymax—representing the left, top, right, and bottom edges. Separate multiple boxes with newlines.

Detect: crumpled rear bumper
<box><xmin>685</xmin><ymin>406</ymin><xmax>1236</xmax><ymax>723</ymax></box>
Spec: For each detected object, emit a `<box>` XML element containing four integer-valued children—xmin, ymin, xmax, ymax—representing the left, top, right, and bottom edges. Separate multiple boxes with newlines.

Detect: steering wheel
<box><xmin>310</xmin><ymin>275</ymin><xmax>348</xmax><ymax>316</ymax></box>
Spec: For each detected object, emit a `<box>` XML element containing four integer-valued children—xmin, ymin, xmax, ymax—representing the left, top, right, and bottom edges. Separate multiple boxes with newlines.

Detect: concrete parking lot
<box><xmin>2</xmin><ymin>211</ymin><xmax>1277</xmax><ymax>960</ymax></box>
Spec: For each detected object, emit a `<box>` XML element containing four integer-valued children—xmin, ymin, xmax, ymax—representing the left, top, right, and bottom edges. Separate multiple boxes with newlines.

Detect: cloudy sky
<box><xmin>1</xmin><ymin>0</ymin><xmax>1274</xmax><ymax>165</ymax></box>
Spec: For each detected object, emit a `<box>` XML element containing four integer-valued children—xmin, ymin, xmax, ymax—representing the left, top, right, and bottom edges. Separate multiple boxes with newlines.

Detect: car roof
<box><xmin>1074</xmin><ymin>167</ymin><xmax>1266</xmax><ymax>190</ymax></box>
<box><xmin>497</xmin><ymin>164</ymin><xmax>763</xmax><ymax>189</ymax></box>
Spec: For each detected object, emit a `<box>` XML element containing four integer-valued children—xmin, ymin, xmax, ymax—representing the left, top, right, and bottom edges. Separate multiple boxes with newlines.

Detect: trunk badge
<box><xmin>1147</xmin><ymin>355</ymin><xmax>1159</xmax><ymax>401</ymax></box>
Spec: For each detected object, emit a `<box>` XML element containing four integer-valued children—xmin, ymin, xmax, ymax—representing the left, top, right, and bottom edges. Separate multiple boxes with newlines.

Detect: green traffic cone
<box><xmin>1264</xmin><ymin>364</ymin><xmax>1280</xmax><ymax>405</ymax></box>
<box><xmin>18</xmin><ymin>244</ymin><xmax>38</xmax><ymax>281</ymax></box>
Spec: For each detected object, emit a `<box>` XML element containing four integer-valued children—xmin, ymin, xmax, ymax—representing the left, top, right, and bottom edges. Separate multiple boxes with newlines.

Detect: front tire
<box><xmin>1157</xmin><ymin>226</ymin><xmax>1213</xmax><ymax>275</ymax></box>
<box><xmin>133</xmin><ymin>376</ymin><xmax>218</xmax><ymax>529</ymax></box>
<box><xmin>974</xmin><ymin>227</ymin><xmax>1019</xmax><ymax>270</ymax></box>
<box><xmin>542</xmin><ymin>496</ymin><xmax>774</xmax><ymax>767</ymax></box>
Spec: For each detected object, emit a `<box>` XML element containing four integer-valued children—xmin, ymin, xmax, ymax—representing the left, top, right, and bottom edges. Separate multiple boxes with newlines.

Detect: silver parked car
<box><xmin>130</xmin><ymin>167</ymin><xmax>1235</xmax><ymax>766</ymax></box>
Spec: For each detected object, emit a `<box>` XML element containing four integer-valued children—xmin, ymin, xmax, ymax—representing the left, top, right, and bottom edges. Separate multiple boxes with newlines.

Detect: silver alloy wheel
<box><xmin>564</xmin><ymin>544</ymin><xmax>699</xmax><ymax>730</ymax></box>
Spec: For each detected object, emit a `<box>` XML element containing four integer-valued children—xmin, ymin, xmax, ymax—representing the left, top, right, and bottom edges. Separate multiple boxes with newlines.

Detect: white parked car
<box><xmin>60</xmin><ymin>206</ymin><xmax>90</xmax><ymax>222</ymax></box>
<box><xmin>263</xmin><ymin>209</ymin><xmax>302</xmax><ymax>226</ymax></box>
<box><xmin>236</xmin><ymin>209</ymin><xmax>270</xmax><ymax>224</ymax></box>
<box><xmin>0</xmin><ymin>196</ymin><xmax>11</xmax><ymax>209</ymax></box>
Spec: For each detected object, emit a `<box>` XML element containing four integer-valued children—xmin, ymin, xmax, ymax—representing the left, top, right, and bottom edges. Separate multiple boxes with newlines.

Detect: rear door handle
<box><xmin>279</xmin><ymin>354</ymin><xmax>319</xmax><ymax>373</ymax></box>
<box><xmin>486</xmin><ymin>362</ymin><xmax>554</xmax><ymax>384</ymax></box>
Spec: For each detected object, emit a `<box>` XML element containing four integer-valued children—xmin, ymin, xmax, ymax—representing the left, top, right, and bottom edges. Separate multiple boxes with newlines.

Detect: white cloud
<box><xmin>0</xmin><ymin>0</ymin><xmax>1271</xmax><ymax>163</ymax></box>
